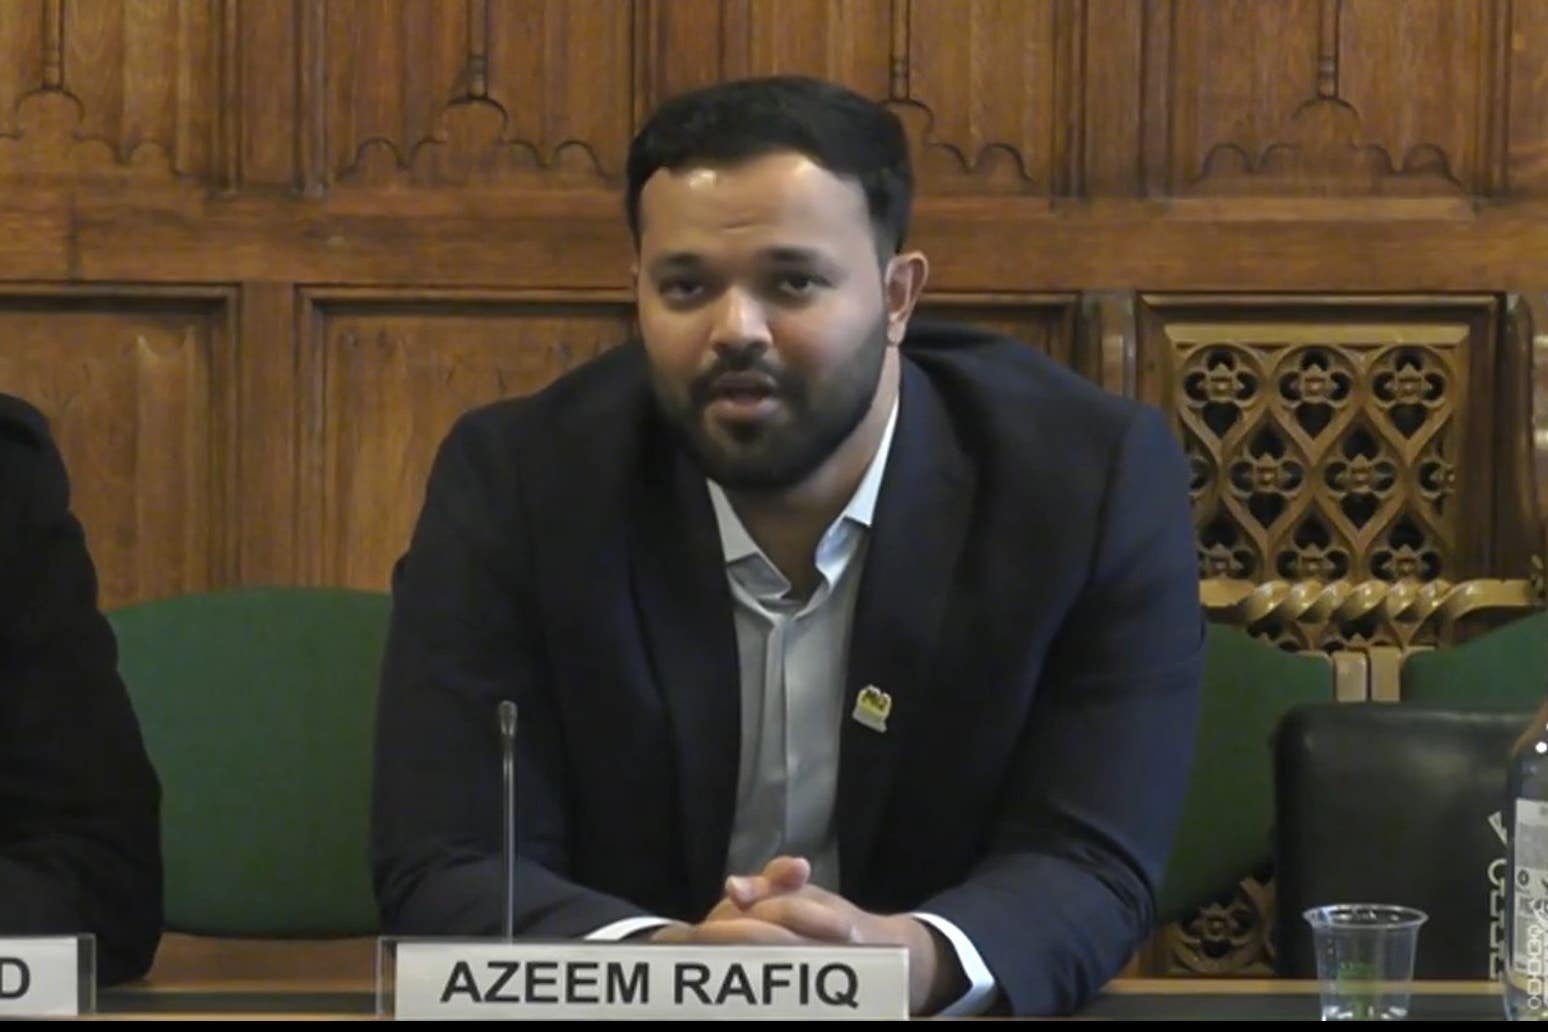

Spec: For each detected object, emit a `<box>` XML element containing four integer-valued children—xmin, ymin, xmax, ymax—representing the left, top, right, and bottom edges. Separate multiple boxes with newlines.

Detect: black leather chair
<box><xmin>1274</xmin><ymin>703</ymin><xmax>1530</xmax><ymax>979</ymax></box>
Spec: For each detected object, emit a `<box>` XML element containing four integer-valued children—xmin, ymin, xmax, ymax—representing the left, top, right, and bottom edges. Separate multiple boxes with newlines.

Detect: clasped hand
<box><xmin>650</xmin><ymin>855</ymin><xmax>951</xmax><ymax>1013</ymax></box>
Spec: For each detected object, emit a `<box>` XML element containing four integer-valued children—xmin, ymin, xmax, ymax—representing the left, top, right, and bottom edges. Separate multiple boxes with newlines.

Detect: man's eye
<box><xmin>659</xmin><ymin>279</ymin><xmax>703</xmax><ymax>302</ymax></box>
<box><xmin>777</xmin><ymin>273</ymin><xmax>823</xmax><ymax>297</ymax></box>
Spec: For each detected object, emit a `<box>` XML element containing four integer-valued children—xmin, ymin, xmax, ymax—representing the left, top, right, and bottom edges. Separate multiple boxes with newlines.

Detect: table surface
<box><xmin>1083</xmin><ymin>978</ymin><xmax>1506</xmax><ymax>1021</ymax></box>
<box><xmin>84</xmin><ymin>977</ymin><xmax>1507</xmax><ymax>1020</ymax></box>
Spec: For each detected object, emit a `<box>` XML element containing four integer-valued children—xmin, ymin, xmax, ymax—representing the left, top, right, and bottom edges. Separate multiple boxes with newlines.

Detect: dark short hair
<box><xmin>625</xmin><ymin>75</ymin><xmax>913</xmax><ymax>255</ymax></box>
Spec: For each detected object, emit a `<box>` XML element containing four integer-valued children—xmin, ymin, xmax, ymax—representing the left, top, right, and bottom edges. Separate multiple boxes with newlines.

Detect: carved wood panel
<box><xmin>0</xmin><ymin>288</ymin><xmax>235</xmax><ymax>609</ymax></box>
<box><xmin>0</xmin><ymin>0</ymin><xmax>1539</xmax><ymax>206</ymax></box>
<box><xmin>301</xmin><ymin>291</ymin><xmax>632</xmax><ymax>589</ymax></box>
<box><xmin>326</xmin><ymin>0</ymin><xmax>631</xmax><ymax>189</ymax></box>
<box><xmin>1509</xmin><ymin>0</ymin><xmax>1548</xmax><ymax>196</ymax></box>
<box><xmin>1141</xmin><ymin>295</ymin><xmax>1500</xmax><ymax>650</ymax></box>
<box><xmin>0</xmin><ymin>1</ymin><xmax>45</xmax><ymax>138</ymax></box>
<box><xmin>917</xmin><ymin>295</ymin><xmax>1081</xmax><ymax>371</ymax></box>
<box><xmin>902</xmin><ymin>0</ymin><xmax>1067</xmax><ymax>193</ymax></box>
<box><xmin>0</xmin><ymin>0</ymin><xmax>215</xmax><ymax>181</ymax></box>
<box><xmin>635</xmin><ymin>0</ymin><xmax>891</xmax><ymax>138</ymax></box>
<box><xmin>1161</xmin><ymin>0</ymin><xmax>1508</xmax><ymax>197</ymax></box>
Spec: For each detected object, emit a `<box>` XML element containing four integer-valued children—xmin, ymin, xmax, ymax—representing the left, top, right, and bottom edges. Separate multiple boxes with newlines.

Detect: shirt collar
<box><xmin>707</xmin><ymin>393</ymin><xmax>901</xmax><ymax>566</ymax></box>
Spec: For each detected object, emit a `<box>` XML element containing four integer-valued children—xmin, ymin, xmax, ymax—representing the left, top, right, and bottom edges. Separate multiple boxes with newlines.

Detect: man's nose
<box><xmin>708</xmin><ymin>287</ymin><xmax>773</xmax><ymax>353</ymax></box>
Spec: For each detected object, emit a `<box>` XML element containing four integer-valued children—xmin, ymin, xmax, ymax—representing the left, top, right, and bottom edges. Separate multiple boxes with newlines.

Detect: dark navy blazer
<box><xmin>371</xmin><ymin>321</ymin><xmax>1204</xmax><ymax>1015</ymax></box>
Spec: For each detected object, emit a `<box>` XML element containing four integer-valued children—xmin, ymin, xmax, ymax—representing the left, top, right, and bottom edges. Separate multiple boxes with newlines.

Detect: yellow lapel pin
<box><xmin>852</xmin><ymin>685</ymin><xmax>892</xmax><ymax>733</ymax></box>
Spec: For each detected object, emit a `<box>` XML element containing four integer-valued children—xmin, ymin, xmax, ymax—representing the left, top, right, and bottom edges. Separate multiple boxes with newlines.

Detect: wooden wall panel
<box><xmin>485</xmin><ymin>0</ymin><xmax>633</xmax><ymax>178</ymax></box>
<box><xmin>301</xmin><ymin>292</ymin><xmax>631</xmax><ymax>589</ymax></box>
<box><xmin>742</xmin><ymin>0</ymin><xmax>891</xmax><ymax>98</ymax></box>
<box><xmin>1509</xmin><ymin>0</ymin><xmax>1548</xmax><ymax>197</ymax></box>
<box><xmin>0</xmin><ymin>288</ymin><xmax>235</xmax><ymax>609</ymax></box>
<box><xmin>917</xmin><ymin>295</ymin><xmax>1079</xmax><ymax>369</ymax></box>
<box><xmin>637</xmin><ymin>0</ymin><xmax>891</xmax><ymax>120</ymax></box>
<box><xmin>0</xmin><ymin>1</ymin><xmax>1540</xmax><ymax>606</ymax></box>
<box><xmin>1167</xmin><ymin>0</ymin><xmax>1327</xmax><ymax>193</ymax></box>
<box><xmin>62</xmin><ymin>0</ymin><xmax>215</xmax><ymax>176</ymax></box>
<box><xmin>234</xmin><ymin>0</ymin><xmax>299</xmax><ymax>190</ymax></box>
<box><xmin>0</xmin><ymin>0</ymin><xmax>218</xmax><ymax>182</ymax></box>
<box><xmin>1336</xmin><ymin>0</ymin><xmax>1487</xmax><ymax>190</ymax></box>
<box><xmin>905</xmin><ymin>0</ymin><xmax>1063</xmax><ymax>193</ymax></box>
<box><xmin>324</xmin><ymin>0</ymin><xmax>471</xmax><ymax>186</ymax></box>
<box><xmin>634</xmin><ymin>0</ymin><xmax>735</xmax><ymax>115</ymax></box>
<box><xmin>234</xmin><ymin>281</ymin><xmax>299</xmax><ymax>584</ymax></box>
<box><xmin>0</xmin><ymin>0</ymin><xmax>44</xmax><ymax>137</ymax></box>
<box><xmin>1166</xmin><ymin>0</ymin><xmax>1498</xmax><ymax>196</ymax></box>
<box><xmin>326</xmin><ymin>0</ymin><xmax>632</xmax><ymax>187</ymax></box>
<box><xmin>1138</xmin><ymin>296</ymin><xmax>1499</xmax><ymax>601</ymax></box>
<box><xmin>1082</xmin><ymin>0</ymin><xmax>1143</xmax><ymax>198</ymax></box>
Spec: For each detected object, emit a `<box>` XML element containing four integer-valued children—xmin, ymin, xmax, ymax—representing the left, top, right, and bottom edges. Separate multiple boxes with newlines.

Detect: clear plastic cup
<box><xmin>1303</xmin><ymin>904</ymin><xmax>1428</xmax><ymax>1020</ymax></box>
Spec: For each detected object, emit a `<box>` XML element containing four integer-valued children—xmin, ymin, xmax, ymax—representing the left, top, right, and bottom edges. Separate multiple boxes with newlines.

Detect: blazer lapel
<box><xmin>630</xmin><ymin>428</ymin><xmax>741</xmax><ymax>919</ymax></box>
<box><xmin>838</xmin><ymin>358</ymin><xmax>974</xmax><ymax>891</ymax></box>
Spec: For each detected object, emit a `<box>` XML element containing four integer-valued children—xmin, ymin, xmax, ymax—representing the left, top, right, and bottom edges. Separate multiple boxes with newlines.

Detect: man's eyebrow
<box><xmin>764</xmin><ymin>246</ymin><xmax>827</xmax><ymax>264</ymax></box>
<box><xmin>646</xmin><ymin>252</ymin><xmax>705</xmax><ymax>274</ymax></box>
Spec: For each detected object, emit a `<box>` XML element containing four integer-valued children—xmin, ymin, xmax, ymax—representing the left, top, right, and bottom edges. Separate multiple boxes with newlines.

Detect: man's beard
<box><xmin>652</xmin><ymin>319</ymin><xmax>889</xmax><ymax>493</ymax></box>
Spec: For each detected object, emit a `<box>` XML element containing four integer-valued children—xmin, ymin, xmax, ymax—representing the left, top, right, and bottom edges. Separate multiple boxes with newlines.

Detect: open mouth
<box><xmin>703</xmin><ymin>372</ymin><xmax>781</xmax><ymax>420</ymax></box>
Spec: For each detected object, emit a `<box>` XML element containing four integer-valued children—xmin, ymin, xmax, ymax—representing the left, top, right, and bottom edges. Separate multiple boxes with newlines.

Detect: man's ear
<box><xmin>883</xmin><ymin>250</ymin><xmax>930</xmax><ymax>345</ymax></box>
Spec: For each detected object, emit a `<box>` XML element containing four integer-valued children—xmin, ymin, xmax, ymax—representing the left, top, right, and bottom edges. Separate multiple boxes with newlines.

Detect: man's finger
<box><xmin>648</xmin><ymin>921</ymin><xmax>694</xmax><ymax>943</ymax></box>
<box><xmin>762</xmin><ymin>855</ymin><xmax>811</xmax><ymax>892</ymax></box>
<box><xmin>724</xmin><ymin>855</ymin><xmax>812</xmax><ymax>908</ymax></box>
<box><xmin>667</xmin><ymin>917</ymin><xmax>812</xmax><ymax>945</ymax></box>
<box><xmin>746</xmin><ymin>895</ymin><xmax>856</xmax><ymax>943</ymax></box>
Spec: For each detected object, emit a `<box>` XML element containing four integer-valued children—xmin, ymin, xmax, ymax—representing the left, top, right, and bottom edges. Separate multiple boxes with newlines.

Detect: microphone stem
<box><xmin>499</xmin><ymin>701</ymin><xmax>518</xmax><ymax>942</ymax></box>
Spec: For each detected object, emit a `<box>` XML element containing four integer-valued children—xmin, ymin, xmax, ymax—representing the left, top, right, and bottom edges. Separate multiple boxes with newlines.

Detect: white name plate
<box><xmin>0</xmin><ymin>936</ymin><xmax>90</xmax><ymax>1016</ymax></box>
<box><xmin>387</xmin><ymin>940</ymin><xmax>908</xmax><ymax>1020</ymax></box>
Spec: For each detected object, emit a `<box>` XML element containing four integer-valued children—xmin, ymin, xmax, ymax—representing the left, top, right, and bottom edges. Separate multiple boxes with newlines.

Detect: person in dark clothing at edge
<box><xmin>0</xmin><ymin>393</ymin><xmax>162</xmax><ymax>984</ymax></box>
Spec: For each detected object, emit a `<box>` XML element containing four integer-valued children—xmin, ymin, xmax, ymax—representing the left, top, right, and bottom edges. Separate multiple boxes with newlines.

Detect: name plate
<box><xmin>0</xmin><ymin>936</ymin><xmax>90</xmax><ymax>1016</ymax></box>
<box><xmin>386</xmin><ymin>940</ymin><xmax>908</xmax><ymax>1020</ymax></box>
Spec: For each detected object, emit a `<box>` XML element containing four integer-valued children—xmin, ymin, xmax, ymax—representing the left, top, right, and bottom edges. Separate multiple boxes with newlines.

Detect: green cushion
<box><xmin>108</xmin><ymin>587</ymin><xmax>389</xmax><ymax>937</ymax></box>
<box><xmin>1156</xmin><ymin>624</ymin><xmax>1332</xmax><ymax>924</ymax></box>
<box><xmin>1402</xmin><ymin>610</ymin><xmax>1548</xmax><ymax>712</ymax></box>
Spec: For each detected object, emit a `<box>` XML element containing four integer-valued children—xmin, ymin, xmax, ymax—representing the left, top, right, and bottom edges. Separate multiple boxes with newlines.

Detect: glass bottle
<box><xmin>1504</xmin><ymin>697</ymin><xmax>1548</xmax><ymax>1020</ymax></box>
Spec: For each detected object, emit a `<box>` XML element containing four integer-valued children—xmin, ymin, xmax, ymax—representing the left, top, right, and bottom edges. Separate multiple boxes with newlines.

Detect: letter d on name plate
<box><xmin>0</xmin><ymin>935</ymin><xmax>93</xmax><ymax>1016</ymax></box>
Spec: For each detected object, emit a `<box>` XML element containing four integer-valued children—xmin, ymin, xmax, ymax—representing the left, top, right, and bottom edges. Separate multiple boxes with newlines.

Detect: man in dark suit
<box><xmin>0</xmin><ymin>393</ymin><xmax>162</xmax><ymax>984</ymax></box>
<box><xmin>372</xmin><ymin>76</ymin><xmax>1202</xmax><ymax>1016</ymax></box>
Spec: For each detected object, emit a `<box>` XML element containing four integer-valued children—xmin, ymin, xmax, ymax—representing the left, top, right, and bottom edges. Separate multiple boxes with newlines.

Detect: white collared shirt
<box><xmin>591</xmin><ymin>395</ymin><xmax>996</xmax><ymax>1015</ymax></box>
<box><xmin>710</xmin><ymin>397</ymin><xmax>896</xmax><ymax>890</ymax></box>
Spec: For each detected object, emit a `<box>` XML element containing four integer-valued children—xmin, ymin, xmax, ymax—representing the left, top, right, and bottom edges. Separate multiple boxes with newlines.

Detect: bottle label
<box><xmin>1513</xmin><ymin>798</ymin><xmax>1548</xmax><ymax>995</ymax></box>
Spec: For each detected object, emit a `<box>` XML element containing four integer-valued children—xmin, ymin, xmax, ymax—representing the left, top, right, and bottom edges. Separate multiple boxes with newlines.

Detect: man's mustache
<box><xmin>688</xmin><ymin>356</ymin><xmax>794</xmax><ymax>409</ymax></box>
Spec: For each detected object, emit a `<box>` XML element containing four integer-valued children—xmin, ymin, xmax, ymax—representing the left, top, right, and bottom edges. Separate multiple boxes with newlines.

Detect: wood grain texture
<box><xmin>743</xmin><ymin>0</ymin><xmax>891</xmax><ymax>96</ymax></box>
<box><xmin>300</xmin><ymin>291</ymin><xmax>632</xmax><ymax>589</ymax></box>
<box><xmin>633</xmin><ymin>0</ymin><xmax>732</xmax><ymax>119</ymax></box>
<box><xmin>1169</xmin><ymin>0</ymin><xmax>1490</xmax><ymax>196</ymax></box>
<box><xmin>1494</xmin><ymin>293</ymin><xmax>1547</xmax><ymax>577</ymax></box>
<box><xmin>48</xmin><ymin>189</ymin><xmax>1548</xmax><ymax>292</ymax></box>
<box><xmin>1082</xmin><ymin>0</ymin><xmax>1143</xmax><ymax>197</ymax></box>
<box><xmin>326</xmin><ymin>0</ymin><xmax>631</xmax><ymax>187</ymax></box>
<box><xmin>0</xmin><ymin>1</ymin><xmax>218</xmax><ymax>182</ymax></box>
<box><xmin>1510</xmin><ymin>0</ymin><xmax>1548</xmax><ymax>196</ymax></box>
<box><xmin>0</xmin><ymin>288</ymin><xmax>235</xmax><ymax>609</ymax></box>
<box><xmin>235</xmin><ymin>280</ymin><xmax>299</xmax><ymax>584</ymax></box>
<box><xmin>235</xmin><ymin>0</ymin><xmax>297</xmax><ymax>189</ymax></box>
<box><xmin>916</xmin><ymin>294</ymin><xmax>1079</xmax><ymax>367</ymax></box>
<box><xmin>905</xmin><ymin>0</ymin><xmax>1059</xmax><ymax>193</ymax></box>
<box><xmin>0</xmin><ymin>0</ymin><xmax>44</xmax><ymax>137</ymax></box>
<box><xmin>62</xmin><ymin>0</ymin><xmax>215</xmax><ymax>176</ymax></box>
